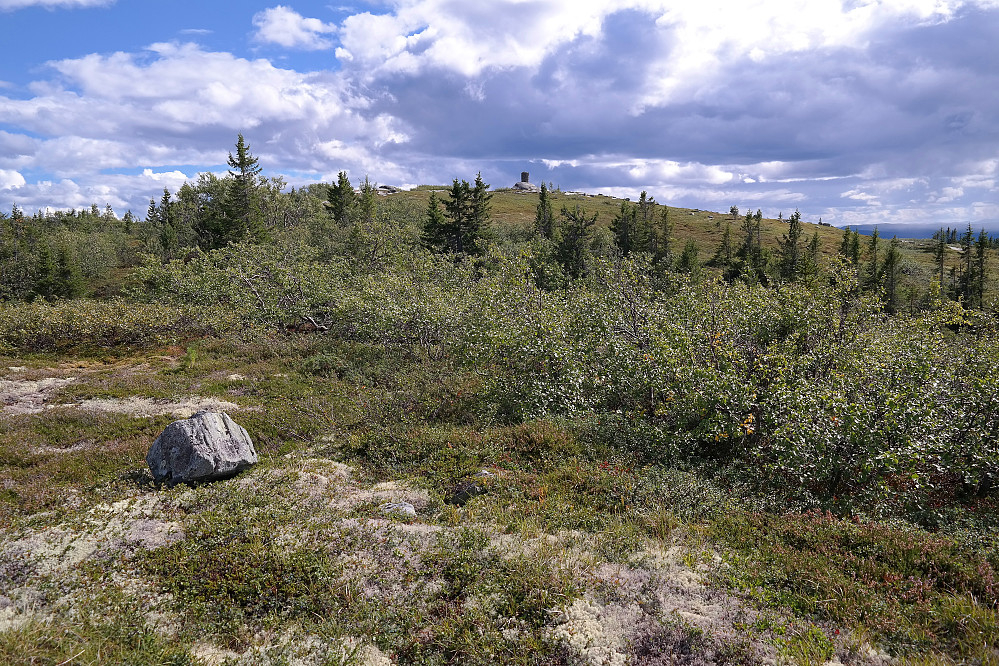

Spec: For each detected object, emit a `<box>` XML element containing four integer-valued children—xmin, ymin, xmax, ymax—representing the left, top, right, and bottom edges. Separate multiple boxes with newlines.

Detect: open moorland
<box><xmin>1</xmin><ymin>164</ymin><xmax>997</xmax><ymax>665</ymax></box>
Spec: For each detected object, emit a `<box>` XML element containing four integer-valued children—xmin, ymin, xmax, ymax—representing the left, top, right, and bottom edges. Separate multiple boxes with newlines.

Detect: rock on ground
<box><xmin>146</xmin><ymin>410</ymin><xmax>257</xmax><ymax>486</ymax></box>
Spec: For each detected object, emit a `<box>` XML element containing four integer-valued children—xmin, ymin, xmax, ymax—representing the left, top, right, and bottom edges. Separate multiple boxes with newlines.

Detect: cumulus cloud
<box><xmin>0</xmin><ymin>169</ymin><xmax>26</xmax><ymax>191</ymax></box>
<box><xmin>252</xmin><ymin>5</ymin><xmax>337</xmax><ymax>50</ymax></box>
<box><xmin>1</xmin><ymin>0</ymin><xmax>998</xmax><ymax>228</ymax></box>
<box><xmin>0</xmin><ymin>40</ymin><xmax>412</xmax><ymax>212</ymax></box>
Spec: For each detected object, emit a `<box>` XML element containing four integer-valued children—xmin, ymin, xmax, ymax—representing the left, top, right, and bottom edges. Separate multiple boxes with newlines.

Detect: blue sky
<box><xmin>1</xmin><ymin>0</ymin><xmax>998</xmax><ymax>233</ymax></box>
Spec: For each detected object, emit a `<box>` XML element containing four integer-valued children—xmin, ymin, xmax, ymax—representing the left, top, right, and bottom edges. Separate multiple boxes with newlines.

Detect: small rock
<box><xmin>146</xmin><ymin>410</ymin><xmax>257</xmax><ymax>487</ymax></box>
<box><xmin>380</xmin><ymin>501</ymin><xmax>417</xmax><ymax>517</ymax></box>
<box><xmin>447</xmin><ymin>470</ymin><xmax>496</xmax><ymax>506</ymax></box>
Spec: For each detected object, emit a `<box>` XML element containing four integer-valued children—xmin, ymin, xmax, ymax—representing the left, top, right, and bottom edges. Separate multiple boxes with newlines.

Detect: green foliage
<box><xmin>712</xmin><ymin>510</ymin><xmax>998</xmax><ymax>658</ymax></box>
<box><xmin>424</xmin><ymin>174</ymin><xmax>492</xmax><ymax>254</ymax></box>
<box><xmin>0</xmin><ymin>299</ymin><xmax>217</xmax><ymax>352</ymax></box>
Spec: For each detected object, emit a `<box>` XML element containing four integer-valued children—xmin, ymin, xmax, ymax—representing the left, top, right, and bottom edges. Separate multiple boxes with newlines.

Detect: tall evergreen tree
<box><xmin>932</xmin><ymin>228</ymin><xmax>947</xmax><ymax>293</ymax></box>
<box><xmin>866</xmin><ymin>226</ymin><xmax>880</xmax><ymax>290</ymax></box>
<box><xmin>778</xmin><ymin>210</ymin><xmax>803</xmax><ymax>280</ymax></box>
<box><xmin>358</xmin><ymin>175</ymin><xmax>377</xmax><ymax>225</ymax></box>
<box><xmin>226</xmin><ymin>133</ymin><xmax>263</xmax><ymax>241</ymax></box>
<box><xmin>556</xmin><ymin>204</ymin><xmax>597</xmax><ymax>279</ymax></box>
<box><xmin>534</xmin><ymin>182</ymin><xmax>555</xmax><ymax>239</ymax></box>
<box><xmin>972</xmin><ymin>230</ymin><xmax>989</xmax><ymax>308</ymax></box>
<box><xmin>882</xmin><ymin>236</ymin><xmax>902</xmax><ymax>312</ymax></box>
<box><xmin>610</xmin><ymin>201</ymin><xmax>636</xmax><ymax>256</ymax></box>
<box><xmin>327</xmin><ymin>171</ymin><xmax>355</xmax><ymax>227</ymax></box>
<box><xmin>422</xmin><ymin>191</ymin><xmax>447</xmax><ymax>249</ymax></box>
<box><xmin>654</xmin><ymin>206</ymin><xmax>674</xmax><ymax>265</ymax></box>
<box><xmin>425</xmin><ymin>176</ymin><xmax>489</xmax><ymax>255</ymax></box>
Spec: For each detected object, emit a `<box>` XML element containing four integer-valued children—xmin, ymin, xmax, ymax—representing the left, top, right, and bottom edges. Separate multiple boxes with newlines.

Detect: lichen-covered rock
<box><xmin>146</xmin><ymin>410</ymin><xmax>256</xmax><ymax>486</ymax></box>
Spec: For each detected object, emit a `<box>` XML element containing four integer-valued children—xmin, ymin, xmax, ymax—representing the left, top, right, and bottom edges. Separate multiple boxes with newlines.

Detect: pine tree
<box><xmin>610</xmin><ymin>201</ymin><xmax>635</xmax><ymax>256</ymax></box>
<box><xmin>327</xmin><ymin>171</ymin><xmax>355</xmax><ymax>227</ymax></box>
<box><xmin>358</xmin><ymin>175</ymin><xmax>377</xmax><ymax>225</ymax></box>
<box><xmin>534</xmin><ymin>182</ymin><xmax>555</xmax><ymax>239</ymax></box>
<box><xmin>778</xmin><ymin>210</ymin><xmax>803</xmax><ymax>280</ymax></box>
<box><xmin>556</xmin><ymin>204</ymin><xmax>596</xmax><ymax>279</ymax></box>
<box><xmin>866</xmin><ymin>226</ymin><xmax>880</xmax><ymax>290</ymax></box>
<box><xmin>226</xmin><ymin>133</ymin><xmax>263</xmax><ymax>241</ymax></box>
<box><xmin>422</xmin><ymin>191</ymin><xmax>447</xmax><ymax>249</ymax></box>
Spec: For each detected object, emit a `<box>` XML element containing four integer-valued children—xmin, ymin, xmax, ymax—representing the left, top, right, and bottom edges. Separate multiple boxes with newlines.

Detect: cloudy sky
<box><xmin>1</xmin><ymin>0</ymin><xmax>997</xmax><ymax>231</ymax></box>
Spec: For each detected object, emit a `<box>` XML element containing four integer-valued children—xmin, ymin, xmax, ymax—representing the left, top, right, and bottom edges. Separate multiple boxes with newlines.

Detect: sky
<box><xmin>1</xmin><ymin>0</ymin><xmax>998</xmax><ymax>232</ymax></box>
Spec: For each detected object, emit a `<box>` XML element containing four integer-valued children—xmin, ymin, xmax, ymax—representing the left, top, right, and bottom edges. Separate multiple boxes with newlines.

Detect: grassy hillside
<box><xmin>0</xmin><ymin>182</ymin><xmax>997</xmax><ymax>665</ymax></box>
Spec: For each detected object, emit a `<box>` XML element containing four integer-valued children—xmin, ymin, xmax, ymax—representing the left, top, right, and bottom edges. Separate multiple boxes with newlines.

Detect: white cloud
<box><xmin>0</xmin><ymin>0</ymin><xmax>112</xmax><ymax>9</ymax></box>
<box><xmin>0</xmin><ymin>169</ymin><xmax>25</xmax><ymax>190</ymax></box>
<box><xmin>252</xmin><ymin>5</ymin><xmax>336</xmax><ymax>50</ymax></box>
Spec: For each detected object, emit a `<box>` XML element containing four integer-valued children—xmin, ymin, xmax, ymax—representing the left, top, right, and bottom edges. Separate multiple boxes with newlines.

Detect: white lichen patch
<box><xmin>70</xmin><ymin>396</ymin><xmax>241</xmax><ymax>418</ymax></box>
<box><xmin>8</xmin><ymin>495</ymin><xmax>183</xmax><ymax>575</ymax></box>
<box><xmin>549</xmin><ymin>597</ymin><xmax>635</xmax><ymax>666</ymax></box>
<box><xmin>0</xmin><ymin>376</ymin><xmax>77</xmax><ymax>414</ymax></box>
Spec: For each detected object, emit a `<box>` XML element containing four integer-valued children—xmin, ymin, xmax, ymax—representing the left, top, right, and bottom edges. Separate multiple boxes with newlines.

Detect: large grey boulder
<box><xmin>146</xmin><ymin>410</ymin><xmax>257</xmax><ymax>486</ymax></box>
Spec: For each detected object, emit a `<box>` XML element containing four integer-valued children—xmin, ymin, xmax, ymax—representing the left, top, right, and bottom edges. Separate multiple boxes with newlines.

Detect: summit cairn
<box><xmin>513</xmin><ymin>171</ymin><xmax>540</xmax><ymax>193</ymax></box>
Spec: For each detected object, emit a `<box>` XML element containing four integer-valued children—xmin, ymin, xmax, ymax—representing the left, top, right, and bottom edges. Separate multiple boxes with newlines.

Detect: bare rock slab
<box><xmin>147</xmin><ymin>410</ymin><xmax>257</xmax><ymax>486</ymax></box>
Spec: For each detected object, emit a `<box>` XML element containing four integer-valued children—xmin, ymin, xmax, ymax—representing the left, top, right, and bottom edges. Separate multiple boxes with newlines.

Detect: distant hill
<box><xmin>835</xmin><ymin>221</ymin><xmax>999</xmax><ymax>239</ymax></box>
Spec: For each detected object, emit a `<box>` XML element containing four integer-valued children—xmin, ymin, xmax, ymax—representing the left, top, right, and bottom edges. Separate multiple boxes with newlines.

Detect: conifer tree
<box><xmin>973</xmin><ymin>230</ymin><xmax>989</xmax><ymax>308</ymax></box>
<box><xmin>932</xmin><ymin>228</ymin><xmax>947</xmax><ymax>293</ymax></box>
<box><xmin>778</xmin><ymin>210</ymin><xmax>803</xmax><ymax>280</ymax></box>
<box><xmin>226</xmin><ymin>133</ymin><xmax>263</xmax><ymax>242</ymax></box>
<box><xmin>883</xmin><ymin>236</ymin><xmax>902</xmax><ymax>312</ymax></box>
<box><xmin>358</xmin><ymin>176</ymin><xmax>377</xmax><ymax>225</ymax></box>
<box><xmin>469</xmin><ymin>172</ymin><xmax>492</xmax><ymax>233</ymax></box>
<box><xmin>654</xmin><ymin>206</ymin><xmax>674</xmax><ymax>265</ymax></box>
<box><xmin>327</xmin><ymin>171</ymin><xmax>355</xmax><ymax>227</ymax></box>
<box><xmin>422</xmin><ymin>191</ymin><xmax>447</xmax><ymax>249</ymax></box>
<box><xmin>610</xmin><ymin>201</ymin><xmax>635</xmax><ymax>256</ymax></box>
<box><xmin>556</xmin><ymin>204</ymin><xmax>596</xmax><ymax>279</ymax></box>
<box><xmin>534</xmin><ymin>182</ymin><xmax>555</xmax><ymax>239</ymax></box>
<box><xmin>866</xmin><ymin>226</ymin><xmax>880</xmax><ymax>290</ymax></box>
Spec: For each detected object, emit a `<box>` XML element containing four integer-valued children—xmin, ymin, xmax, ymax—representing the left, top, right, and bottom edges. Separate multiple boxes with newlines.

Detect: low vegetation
<box><xmin>0</xmin><ymin>137</ymin><xmax>996</xmax><ymax>664</ymax></box>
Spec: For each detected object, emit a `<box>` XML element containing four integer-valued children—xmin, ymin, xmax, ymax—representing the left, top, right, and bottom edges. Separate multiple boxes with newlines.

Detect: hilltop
<box><xmin>0</xmin><ymin>167</ymin><xmax>997</xmax><ymax>665</ymax></box>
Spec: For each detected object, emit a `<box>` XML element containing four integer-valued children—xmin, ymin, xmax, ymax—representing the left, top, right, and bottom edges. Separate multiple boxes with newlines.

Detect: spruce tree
<box><xmin>358</xmin><ymin>175</ymin><xmax>377</xmax><ymax>225</ymax></box>
<box><xmin>778</xmin><ymin>210</ymin><xmax>803</xmax><ymax>280</ymax></box>
<box><xmin>610</xmin><ymin>201</ymin><xmax>635</xmax><ymax>256</ymax></box>
<box><xmin>534</xmin><ymin>182</ymin><xmax>555</xmax><ymax>239</ymax></box>
<box><xmin>226</xmin><ymin>133</ymin><xmax>263</xmax><ymax>242</ymax></box>
<box><xmin>866</xmin><ymin>226</ymin><xmax>880</xmax><ymax>290</ymax></box>
<box><xmin>327</xmin><ymin>171</ymin><xmax>355</xmax><ymax>227</ymax></box>
<box><xmin>655</xmin><ymin>206</ymin><xmax>674</xmax><ymax>265</ymax></box>
<box><xmin>469</xmin><ymin>172</ymin><xmax>492</xmax><ymax>232</ymax></box>
<box><xmin>422</xmin><ymin>191</ymin><xmax>447</xmax><ymax>249</ymax></box>
<box><xmin>556</xmin><ymin>204</ymin><xmax>596</xmax><ymax>279</ymax></box>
